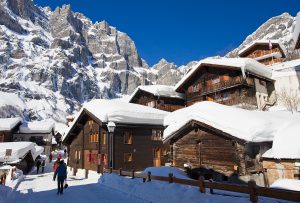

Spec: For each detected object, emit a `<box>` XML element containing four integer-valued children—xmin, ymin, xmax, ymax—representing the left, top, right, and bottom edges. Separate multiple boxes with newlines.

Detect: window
<box><xmin>124</xmin><ymin>131</ymin><xmax>133</xmax><ymax>144</ymax></box>
<box><xmin>75</xmin><ymin>150</ymin><xmax>81</xmax><ymax>160</ymax></box>
<box><xmin>90</xmin><ymin>132</ymin><xmax>99</xmax><ymax>143</ymax></box>
<box><xmin>193</xmin><ymin>84</ymin><xmax>199</xmax><ymax>92</ymax></box>
<box><xmin>212</xmin><ymin>78</ymin><xmax>220</xmax><ymax>84</ymax></box>
<box><xmin>88</xmin><ymin>120</ymin><xmax>94</xmax><ymax>130</ymax></box>
<box><xmin>0</xmin><ymin>134</ymin><xmax>4</xmax><ymax>142</ymax></box>
<box><xmin>124</xmin><ymin>153</ymin><xmax>132</xmax><ymax>162</ymax></box>
<box><xmin>101</xmin><ymin>132</ymin><xmax>106</xmax><ymax>145</ymax></box>
<box><xmin>151</xmin><ymin>130</ymin><xmax>162</xmax><ymax>141</ymax></box>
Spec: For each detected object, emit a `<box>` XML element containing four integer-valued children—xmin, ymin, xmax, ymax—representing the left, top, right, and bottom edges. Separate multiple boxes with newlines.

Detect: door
<box><xmin>153</xmin><ymin>148</ymin><xmax>161</xmax><ymax>167</ymax></box>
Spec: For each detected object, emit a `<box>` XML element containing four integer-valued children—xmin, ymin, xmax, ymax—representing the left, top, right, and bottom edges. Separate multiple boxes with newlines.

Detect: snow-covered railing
<box><xmin>104</xmin><ymin>168</ymin><xmax>300</xmax><ymax>203</ymax></box>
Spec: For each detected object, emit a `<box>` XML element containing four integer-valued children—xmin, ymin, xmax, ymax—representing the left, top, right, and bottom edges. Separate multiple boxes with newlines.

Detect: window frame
<box><xmin>124</xmin><ymin>153</ymin><xmax>133</xmax><ymax>162</ymax></box>
<box><xmin>124</xmin><ymin>131</ymin><xmax>133</xmax><ymax>145</ymax></box>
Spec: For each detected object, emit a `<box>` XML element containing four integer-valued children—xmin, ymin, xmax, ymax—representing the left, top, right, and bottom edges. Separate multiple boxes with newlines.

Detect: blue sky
<box><xmin>34</xmin><ymin>0</ymin><xmax>300</xmax><ymax>66</ymax></box>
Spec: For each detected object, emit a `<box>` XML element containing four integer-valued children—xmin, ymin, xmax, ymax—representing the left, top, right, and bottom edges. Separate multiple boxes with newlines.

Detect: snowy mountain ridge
<box><xmin>0</xmin><ymin>0</ymin><xmax>186</xmax><ymax>122</ymax></box>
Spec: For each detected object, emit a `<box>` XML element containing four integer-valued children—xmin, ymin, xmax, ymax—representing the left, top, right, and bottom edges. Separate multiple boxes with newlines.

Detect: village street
<box><xmin>5</xmin><ymin>161</ymin><xmax>147</xmax><ymax>203</ymax></box>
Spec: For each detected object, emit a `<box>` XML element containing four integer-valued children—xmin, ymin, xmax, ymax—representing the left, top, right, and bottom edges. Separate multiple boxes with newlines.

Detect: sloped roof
<box><xmin>163</xmin><ymin>101</ymin><xmax>296</xmax><ymax>143</ymax></box>
<box><xmin>238</xmin><ymin>39</ymin><xmax>287</xmax><ymax>57</ymax></box>
<box><xmin>175</xmin><ymin>57</ymin><xmax>273</xmax><ymax>91</ymax></box>
<box><xmin>263</xmin><ymin>117</ymin><xmax>300</xmax><ymax>159</ymax></box>
<box><xmin>0</xmin><ymin>117</ymin><xmax>22</xmax><ymax>131</ymax></box>
<box><xmin>19</xmin><ymin>120</ymin><xmax>55</xmax><ymax>134</ymax></box>
<box><xmin>63</xmin><ymin>99</ymin><xmax>169</xmax><ymax>143</ymax></box>
<box><xmin>128</xmin><ymin>85</ymin><xmax>185</xmax><ymax>103</ymax></box>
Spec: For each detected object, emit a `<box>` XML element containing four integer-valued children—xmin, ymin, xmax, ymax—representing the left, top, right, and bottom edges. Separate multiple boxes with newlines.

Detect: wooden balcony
<box><xmin>247</xmin><ymin>48</ymin><xmax>281</xmax><ymax>59</ymax></box>
<box><xmin>187</xmin><ymin>76</ymin><xmax>253</xmax><ymax>101</ymax></box>
<box><xmin>157</xmin><ymin>104</ymin><xmax>184</xmax><ymax>112</ymax></box>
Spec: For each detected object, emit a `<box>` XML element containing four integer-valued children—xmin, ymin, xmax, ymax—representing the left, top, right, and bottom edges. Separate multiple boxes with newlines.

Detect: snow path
<box><xmin>6</xmin><ymin>162</ymin><xmax>147</xmax><ymax>203</ymax></box>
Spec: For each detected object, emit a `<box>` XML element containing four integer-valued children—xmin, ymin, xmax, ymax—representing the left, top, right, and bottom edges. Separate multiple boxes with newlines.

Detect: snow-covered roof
<box><xmin>238</xmin><ymin>39</ymin><xmax>287</xmax><ymax>57</ymax></box>
<box><xmin>262</xmin><ymin>117</ymin><xmax>300</xmax><ymax>159</ymax></box>
<box><xmin>0</xmin><ymin>117</ymin><xmax>22</xmax><ymax>131</ymax></box>
<box><xmin>128</xmin><ymin>85</ymin><xmax>185</xmax><ymax>103</ymax></box>
<box><xmin>163</xmin><ymin>101</ymin><xmax>297</xmax><ymax>142</ymax></box>
<box><xmin>64</xmin><ymin>99</ymin><xmax>169</xmax><ymax>142</ymax></box>
<box><xmin>0</xmin><ymin>142</ymin><xmax>41</xmax><ymax>163</ymax></box>
<box><xmin>271</xmin><ymin>179</ymin><xmax>300</xmax><ymax>191</ymax></box>
<box><xmin>293</xmin><ymin>12</ymin><xmax>300</xmax><ymax>49</ymax></box>
<box><xmin>175</xmin><ymin>57</ymin><xmax>272</xmax><ymax>91</ymax></box>
<box><xmin>19</xmin><ymin>120</ymin><xmax>55</xmax><ymax>134</ymax></box>
<box><xmin>52</xmin><ymin>137</ymin><xmax>57</xmax><ymax>145</ymax></box>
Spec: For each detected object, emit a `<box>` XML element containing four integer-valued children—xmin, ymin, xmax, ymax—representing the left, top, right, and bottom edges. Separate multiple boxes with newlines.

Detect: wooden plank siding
<box><xmin>66</xmin><ymin>113</ymin><xmax>169</xmax><ymax>172</ymax></box>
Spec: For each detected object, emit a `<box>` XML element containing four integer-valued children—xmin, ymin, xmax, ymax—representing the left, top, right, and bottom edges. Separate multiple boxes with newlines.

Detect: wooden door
<box><xmin>153</xmin><ymin>148</ymin><xmax>161</xmax><ymax>167</ymax></box>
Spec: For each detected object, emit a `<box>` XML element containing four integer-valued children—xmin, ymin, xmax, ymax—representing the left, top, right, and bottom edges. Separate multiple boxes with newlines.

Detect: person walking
<box><xmin>64</xmin><ymin>149</ymin><xmax>67</xmax><ymax>158</ymax></box>
<box><xmin>53</xmin><ymin>159</ymin><xmax>67</xmax><ymax>195</ymax></box>
<box><xmin>49</xmin><ymin>154</ymin><xmax>53</xmax><ymax>163</ymax></box>
<box><xmin>41</xmin><ymin>159</ymin><xmax>46</xmax><ymax>173</ymax></box>
<box><xmin>36</xmin><ymin>159</ymin><xmax>41</xmax><ymax>174</ymax></box>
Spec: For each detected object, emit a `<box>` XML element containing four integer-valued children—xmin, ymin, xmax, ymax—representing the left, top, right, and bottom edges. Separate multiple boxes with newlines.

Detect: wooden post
<box><xmin>119</xmin><ymin>168</ymin><xmax>122</xmax><ymax>176</ymax></box>
<box><xmin>168</xmin><ymin>173</ymin><xmax>173</xmax><ymax>183</ymax></box>
<box><xmin>131</xmin><ymin>169</ymin><xmax>135</xmax><ymax>179</ymax></box>
<box><xmin>109</xmin><ymin>167</ymin><xmax>112</xmax><ymax>174</ymax></box>
<box><xmin>85</xmin><ymin>169</ymin><xmax>89</xmax><ymax>179</ymax></box>
<box><xmin>199</xmin><ymin>176</ymin><xmax>205</xmax><ymax>193</ymax></box>
<box><xmin>248</xmin><ymin>180</ymin><xmax>258</xmax><ymax>203</ymax></box>
<box><xmin>147</xmin><ymin>171</ymin><xmax>151</xmax><ymax>182</ymax></box>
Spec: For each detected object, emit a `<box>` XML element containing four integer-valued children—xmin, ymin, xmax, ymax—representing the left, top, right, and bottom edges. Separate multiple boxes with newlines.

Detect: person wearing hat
<box><xmin>53</xmin><ymin>159</ymin><xmax>67</xmax><ymax>195</ymax></box>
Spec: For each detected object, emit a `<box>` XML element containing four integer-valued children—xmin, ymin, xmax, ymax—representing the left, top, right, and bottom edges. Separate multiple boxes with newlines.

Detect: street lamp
<box><xmin>107</xmin><ymin>122</ymin><xmax>116</xmax><ymax>169</ymax></box>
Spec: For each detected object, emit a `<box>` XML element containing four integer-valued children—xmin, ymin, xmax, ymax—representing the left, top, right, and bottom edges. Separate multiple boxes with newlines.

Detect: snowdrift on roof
<box><xmin>263</xmin><ymin>117</ymin><xmax>300</xmax><ymax>159</ymax></box>
<box><xmin>19</xmin><ymin>120</ymin><xmax>55</xmax><ymax>133</ymax></box>
<box><xmin>0</xmin><ymin>117</ymin><xmax>22</xmax><ymax>131</ymax></box>
<box><xmin>128</xmin><ymin>85</ymin><xmax>185</xmax><ymax>102</ymax></box>
<box><xmin>0</xmin><ymin>142</ymin><xmax>43</xmax><ymax>163</ymax></box>
<box><xmin>163</xmin><ymin>101</ymin><xmax>296</xmax><ymax>142</ymax></box>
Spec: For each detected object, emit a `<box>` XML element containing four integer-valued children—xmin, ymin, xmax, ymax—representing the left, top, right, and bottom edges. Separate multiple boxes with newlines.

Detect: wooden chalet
<box><xmin>0</xmin><ymin>117</ymin><xmax>22</xmax><ymax>142</ymax></box>
<box><xmin>128</xmin><ymin>85</ymin><xmax>185</xmax><ymax>112</ymax></box>
<box><xmin>293</xmin><ymin>12</ymin><xmax>300</xmax><ymax>50</ymax></box>
<box><xmin>163</xmin><ymin>102</ymin><xmax>285</xmax><ymax>186</ymax></box>
<box><xmin>175</xmin><ymin>58</ymin><xmax>275</xmax><ymax>109</ymax></box>
<box><xmin>262</xmin><ymin>119</ymin><xmax>300</xmax><ymax>186</ymax></box>
<box><xmin>13</xmin><ymin>120</ymin><xmax>55</xmax><ymax>156</ymax></box>
<box><xmin>238</xmin><ymin>40</ymin><xmax>287</xmax><ymax>66</ymax></box>
<box><xmin>63</xmin><ymin>99</ymin><xmax>170</xmax><ymax>174</ymax></box>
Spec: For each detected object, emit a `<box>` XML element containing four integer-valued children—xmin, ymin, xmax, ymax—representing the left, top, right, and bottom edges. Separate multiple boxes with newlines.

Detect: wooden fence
<box><xmin>104</xmin><ymin>168</ymin><xmax>300</xmax><ymax>203</ymax></box>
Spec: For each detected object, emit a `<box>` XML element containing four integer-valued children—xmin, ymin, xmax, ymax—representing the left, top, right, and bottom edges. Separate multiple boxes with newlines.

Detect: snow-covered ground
<box><xmin>1</xmin><ymin>161</ymin><xmax>146</xmax><ymax>203</ymax></box>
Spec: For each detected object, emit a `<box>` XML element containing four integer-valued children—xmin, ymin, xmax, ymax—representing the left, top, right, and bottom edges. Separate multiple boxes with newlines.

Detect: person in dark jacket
<box><xmin>41</xmin><ymin>159</ymin><xmax>46</xmax><ymax>173</ymax></box>
<box><xmin>53</xmin><ymin>159</ymin><xmax>67</xmax><ymax>195</ymax></box>
<box><xmin>49</xmin><ymin>154</ymin><xmax>53</xmax><ymax>163</ymax></box>
<box><xmin>36</xmin><ymin>159</ymin><xmax>41</xmax><ymax>174</ymax></box>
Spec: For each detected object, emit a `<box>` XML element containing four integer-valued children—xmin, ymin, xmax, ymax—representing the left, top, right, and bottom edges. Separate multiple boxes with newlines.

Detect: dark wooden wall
<box><xmin>113</xmin><ymin>126</ymin><xmax>168</xmax><ymax>171</ymax></box>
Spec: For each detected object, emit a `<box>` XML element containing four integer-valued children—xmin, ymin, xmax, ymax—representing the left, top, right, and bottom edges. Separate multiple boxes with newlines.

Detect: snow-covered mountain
<box><xmin>226</xmin><ymin>12</ymin><xmax>299</xmax><ymax>60</ymax></box>
<box><xmin>0</xmin><ymin>0</ymin><xmax>185</xmax><ymax>122</ymax></box>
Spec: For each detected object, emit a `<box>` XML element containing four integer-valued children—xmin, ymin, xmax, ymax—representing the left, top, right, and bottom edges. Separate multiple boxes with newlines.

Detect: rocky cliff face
<box><xmin>226</xmin><ymin>13</ymin><xmax>299</xmax><ymax>61</ymax></box>
<box><xmin>0</xmin><ymin>0</ymin><xmax>183</xmax><ymax>121</ymax></box>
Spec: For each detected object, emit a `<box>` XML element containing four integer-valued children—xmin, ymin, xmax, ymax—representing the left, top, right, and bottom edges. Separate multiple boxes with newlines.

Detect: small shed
<box><xmin>262</xmin><ymin>117</ymin><xmax>300</xmax><ymax>186</ymax></box>
<box><xmin>0</xmin><ymin>142</ymin><xmax>43</xmax><ymax>174</ymax></box>
<box><xmin>0</xmin><ymin>117</ymin><xmax>22</xmax><ymax>142</ymax></box>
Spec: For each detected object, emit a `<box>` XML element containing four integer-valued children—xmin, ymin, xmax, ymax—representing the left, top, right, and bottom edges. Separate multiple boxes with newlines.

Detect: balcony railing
<box><xmin>157</xmin><ymin>104</ymin><xmax>183</xmax><ymax>112</ymax></box>
<box><xmin>187</xmin><ymin>76</ymin><xmax>253</xmax><ymax>100</ymax></box>
<box><xmin>247</xmin><ymin>48</ymin><xmax>281</xmax><ymax>59</ymax></box>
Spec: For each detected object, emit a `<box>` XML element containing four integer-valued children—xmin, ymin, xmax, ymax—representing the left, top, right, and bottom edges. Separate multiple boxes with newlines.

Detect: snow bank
<box><xmin>99</xmin><ymin>173</ymin><xmax>283</xmax><ymax>203</ymax></box>
<box><xmin>271</xmin><ymin>179</ymin><xmax>300</xmax><ymax>191</ymax></box>
<box><xmin>0</xmin><ymin>117</ymin><xmax>22</xmax><ymax>131</ymax></box>
<box><xmin>263</xmin><ymin>117</ymin><xmax>300</xmax><ymax>159</ymax></box>
<box><xmin>143</xmin><ymin>166</ymin><xmax>191</xmax><ymax>180</ymax></box>
<box><xmin>164</xmin><ymin>101</ymin><xmax>297</xmax><ymax>142</ymax></box>
<box><xmin>175</xmin><ymin>57</ymin><xmax>272</xmax><ymax>91</ymax></box>
<box><xmin>0</xmin><ymin>142</ymin><xmax>41</xmax><ymax>162</ymax></box>
<box><xmin>128</xmin><ymin>85</ymin><xmax>185</xmax><ymax>102</ymax></box>
<box><xmin>19</xmin><ymin>119</ymin><xmax>55</xmax><ymax>133</ymax></box>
